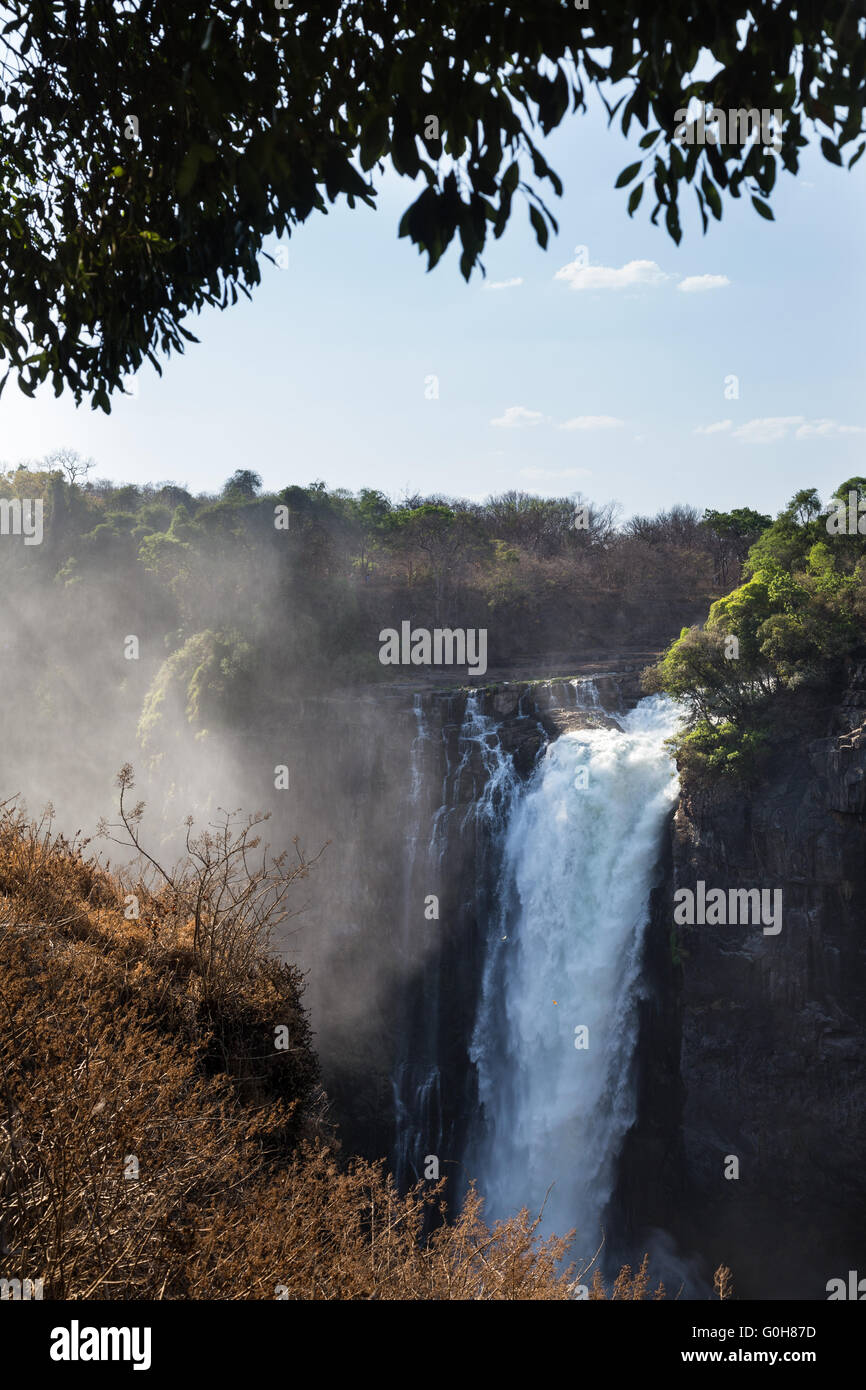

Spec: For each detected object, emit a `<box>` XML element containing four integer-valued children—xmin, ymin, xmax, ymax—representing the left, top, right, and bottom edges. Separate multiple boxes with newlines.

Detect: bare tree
<box><xmin>43</xmin><ymin>447</ymin><xmax>95</xmax><ymax>487</ymax></box>
<box><xmin>98</xmin><ymin>765</ymin><xmax>326</xmax><ymax>1004</ymax></box>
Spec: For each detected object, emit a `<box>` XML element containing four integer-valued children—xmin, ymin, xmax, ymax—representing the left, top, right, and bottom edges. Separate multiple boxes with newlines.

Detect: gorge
<box><xmin>255</xmin><ymin>662</ymin><xmax>866</xmax><ymax>1301</ymax></box>
<box><xmin>5</xmin><ymin>633</ymin><xmax>863</xmax><ymax>1300</ymax></box>
<box><xmin>3</xmin><ymin>472</ymin><xmax>865</xmax><ymax>1302</ymax></box>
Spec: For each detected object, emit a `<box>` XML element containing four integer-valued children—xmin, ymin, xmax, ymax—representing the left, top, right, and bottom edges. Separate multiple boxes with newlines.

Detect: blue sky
<box><xmin>1</xmin><ymin>97</ymin><xmax>863</xmax><ymax>520</ymax></box>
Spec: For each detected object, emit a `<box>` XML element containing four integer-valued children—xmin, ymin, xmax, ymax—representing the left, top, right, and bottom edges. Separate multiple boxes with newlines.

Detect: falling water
<box><xmin>468</xmin><ymin>693</ymin><xmax>681</xmax><ymax>1253</ymax></box>
<box><xmin>392</xmin><ymin>691</ymin><xmax>525</xmax><ymax>1188</ymax></box>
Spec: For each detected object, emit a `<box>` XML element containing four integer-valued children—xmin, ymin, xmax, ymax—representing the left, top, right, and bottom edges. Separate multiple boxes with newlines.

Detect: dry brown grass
<box><xmin>0</xmin><ymin>792</ymin><xmax>732</xmax><ymax>1301</ymax></box>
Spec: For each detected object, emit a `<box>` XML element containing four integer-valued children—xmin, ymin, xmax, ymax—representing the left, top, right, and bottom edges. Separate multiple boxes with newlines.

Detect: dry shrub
<box><xmin>714</xmin><ymin>1264</ymin><xmax>734</xmax><ymax>1301</ymax></box>
<box><xmin>0</xmin><ymin>800</ymin><xmax>114</xmax><ymax>936</ymax></box>
<box><xmin>189</xmin><ymin>1150</ymin><xmax>578</xmax><ymax>1300</ymax></box>
<box><xmin>0</xmin><ymin>790</ymin><xmax>322</xmax><ymax>1298</ymax></box>
<box><xmin>101</xmin><ymin>763</ymin><xmax>322</xmax><ymax>1010</ymax></box>
<box><xmin>0</xmin><ymin>792</ymin><xmax>733</xmax><ymax>1301</ymax></box>
<box><xmin>587</xmin><ymin>1256</ymin><xmax>666</xmax><ymax>1300</ymax></box>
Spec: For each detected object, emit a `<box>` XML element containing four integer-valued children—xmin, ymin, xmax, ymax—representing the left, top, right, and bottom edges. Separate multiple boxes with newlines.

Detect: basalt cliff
<box><xmin>617</xmin><ymin>662</ymin><xmax>866</xmax><ymax>1299</ymax></box>
<box><xmin>256</xmin><ymin>661</ymin><xmax>866</xmax><ymax>1299</ymax></box>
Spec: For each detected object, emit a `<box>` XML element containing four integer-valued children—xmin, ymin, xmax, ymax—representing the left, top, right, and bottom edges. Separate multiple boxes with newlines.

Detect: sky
<box><xmin>1</xmin><ymin>95</ymin><xmax>863</xmax><ymax>521</ymax></box>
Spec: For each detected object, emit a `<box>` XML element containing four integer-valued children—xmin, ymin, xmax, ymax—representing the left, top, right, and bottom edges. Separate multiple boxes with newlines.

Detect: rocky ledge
<box><xmin>614</xmin><ymin>661</ymin><xmax>866</xmax><ymax>1299</ymax></box>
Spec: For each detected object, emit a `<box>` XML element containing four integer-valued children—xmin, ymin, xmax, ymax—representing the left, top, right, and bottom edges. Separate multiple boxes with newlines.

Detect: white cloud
<box><xmin>694</xmin><ymin>416</ymin><xmax>866</xmax><ymax>444</ymax></box>
<box><xmin>559</xmin><ymin>415</ymin><xmax>625</xmax><ymax>431</ymax></box>
<box><xmin>490</xmin><ymin>405</ymin><xmax>545</xmax><ymax>429</ymax></box>
<box><xmin>678</xmin><ymin>274</ymin><xmax>731</xmax><ymax>293</ymax></box>
<box><xmin>694</xmin><ymin>420</ymin><xmax>733</xmax><ymax>435</ymax></box>
<box><xmin>484</xmin><ymin>277</ymin><xmax>523</xmax><ymax>291</ymax></box>
<box><xmin>521</xmin><ymin>467</ymin><xmax>592</xmax><ymax>480</ymax></box>
<box><xmin>554</xmin><ymin>258</ymin><xmax>669</xmax><ymax>292</ymax></box>
<box><xmin>488</xmin><ymin>407</ymin><xmax>866</xmax><ymax>446</ymax></box>
<box><xmin>732</xmin><ymin>417</ymin><xmax>805</xmax><ymax>444</ymax></box>
<box><xmin>795</xmin><ymin>419</ymin><xmax>866</xmax><ymax>439</ymax></box>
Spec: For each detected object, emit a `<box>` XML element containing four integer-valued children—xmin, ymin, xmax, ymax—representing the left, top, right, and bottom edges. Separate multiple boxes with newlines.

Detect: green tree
<box><xmin>701</xmin><ymin>507</ymin><xmax>772</xmax><ymax>586</ymax></box>
<box><xmin>782</xmin><ymin>487</ymin><xmax>823</xmax><ymax>527</ymax></box>
<box><xmin>387</xmin><ymin>503</ymin><xmax>486</xmax><ymax>620</ymax></box>
<box><xmin>1</xmin><ymin>2</ymin><xmax>863</xmax><ymax>405</ymax></box>
<box><xmin>222</xmin><ymin>469</ymin><xmax>263</xmax><ymax>499</ymax></box>
<box><xmin>138</xmin><ymin>629</ymin><xmax>255</xmax><ymax>757</ymax></box>
<box><xmin>352</xmin><ymin>488</ymin><xmax>392</xmax><ymax>583</ymax></box>
<box><xmin>831</xmin><ymin>477</ymin><xmax>866</xmax><ymax>505</ymax></box>
<box><xmin>646</xmin><ymin>480</ymin><xmax>866</xmax><ymax>779</ymax></box>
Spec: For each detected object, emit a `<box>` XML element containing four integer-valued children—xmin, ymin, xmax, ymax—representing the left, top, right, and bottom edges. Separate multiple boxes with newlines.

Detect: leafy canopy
<box><xmin>1</xmin><ymin>1</ymin><xmax>864</xmax><ymax>406</ymax></box>
<box><xmin>645</xmin><ymin>481</ymin><xmax>866</xmax><ymax>779</ymax></box>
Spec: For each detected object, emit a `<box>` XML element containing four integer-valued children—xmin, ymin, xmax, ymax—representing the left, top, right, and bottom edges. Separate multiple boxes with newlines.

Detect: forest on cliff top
<box><xmin>3</xmin><ymin>456</ymin><xmax>864</xmax><ymax>777</ymax></box>
<box><xmin>1</xmin><ymin>448</ymin><xmax>755</xmax><ymax>699</ymax></box>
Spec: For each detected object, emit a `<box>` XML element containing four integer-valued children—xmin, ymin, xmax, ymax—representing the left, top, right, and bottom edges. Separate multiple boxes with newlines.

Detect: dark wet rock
<box><xmin>541</xmin><ymin>708</ymin><xmax>623</xmax><ymax>737</ymax></box>
<box><xmin>614</xmin><ymin>671</ymin><xmax>866</xmax><ymax>1300</ymax></box>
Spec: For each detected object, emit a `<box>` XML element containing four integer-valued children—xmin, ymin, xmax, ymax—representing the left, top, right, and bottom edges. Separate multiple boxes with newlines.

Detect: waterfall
<box><xmin>391</xmin><ymin>691</ymin><xmax>523</xmax><ymax>1188</ymax></box>
<box><xmin>467</xmin><ymin>693</ymin><xmax>681</xmax><ymax>1254</ymax></box>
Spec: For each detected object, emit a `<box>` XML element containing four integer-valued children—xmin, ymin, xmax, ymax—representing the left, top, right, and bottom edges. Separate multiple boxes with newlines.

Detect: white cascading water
<box><xmin>393</xmin><ymin>691</ymin><xmax>522</xmax><ymax>1187</ymax></box>
<box><xmin>469</xmin><ymin>692</ymin><xmax>681</xmax><ymax>1253</ymax></box>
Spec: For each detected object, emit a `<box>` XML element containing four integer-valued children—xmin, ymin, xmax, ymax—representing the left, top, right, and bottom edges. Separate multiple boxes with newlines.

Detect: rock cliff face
<box><xmin>615</xmin><ymin>664</ymin><xmax>866</xmax><ymax>1299</ymax></box>
<box><xmin>258</xmin><ymin>659</ymin><xmax>864</xmax><ymax>1298</ymax></box>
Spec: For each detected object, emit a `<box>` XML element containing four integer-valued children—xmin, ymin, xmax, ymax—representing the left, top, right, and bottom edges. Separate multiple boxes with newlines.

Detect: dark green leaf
<box><xmin>751</xmin><ymin>195</ymin><xmax>775</xmax><ymax>220</ymax></box>
<box><xmin>615</xmin><ymin>161</ymin><xmax>642</xmax><ymax>189</ymax></box>
<box><xmin>821</xmin><ymin>136</ymin><xmax>843</xmax><ymax>166</ymax></box>
<box><xmin>502</xmin><ymin>161</ymin><xmax>519</xmax><ymax>194</ymax></box>
<box><xmin>528</xmin><ymin>203</ymin><xmax>548</xmax><ymax>249</ymax></box>
<box><xmin>701</xmin><ymin>173</ymin><xmax>722</xmax><ymax>220</ymax></box>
